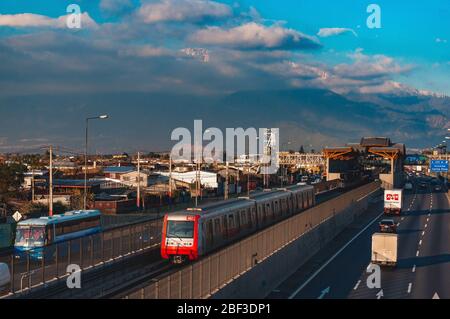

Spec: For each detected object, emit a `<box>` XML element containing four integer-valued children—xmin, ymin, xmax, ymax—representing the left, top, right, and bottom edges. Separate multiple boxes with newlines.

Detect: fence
<box><xmin>0</xmin><ymin>217</ymin><xmax>163</xmax><ymax>297</ymax></box>
<box><xmin>125</xmin><ymin>181</ymin><xmax>380</xmax><ymax>299</ymax></box>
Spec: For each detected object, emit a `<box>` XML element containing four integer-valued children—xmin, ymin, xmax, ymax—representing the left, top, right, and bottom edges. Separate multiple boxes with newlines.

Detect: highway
<box><xmin>271</xmin><ymin>178</ymin><xmax>450</xmax><ymax>299</ymax></box>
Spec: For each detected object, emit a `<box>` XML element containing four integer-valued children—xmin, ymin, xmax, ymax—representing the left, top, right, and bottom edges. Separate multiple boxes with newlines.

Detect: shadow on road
<box><xmin>397</xmin><ymin>254</ymin><xmax>450</xmax><ymax>269</ymax></box>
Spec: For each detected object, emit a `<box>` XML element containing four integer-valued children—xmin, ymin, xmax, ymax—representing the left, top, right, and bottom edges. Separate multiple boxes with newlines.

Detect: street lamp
<box><xmin>84</xmin><ymin>114</ymin><xmax>109</xmax><ymax>210</ymax></box>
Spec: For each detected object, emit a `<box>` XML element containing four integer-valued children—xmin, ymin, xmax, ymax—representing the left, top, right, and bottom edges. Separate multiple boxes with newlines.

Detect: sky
<box><xmin>0</xmin><ymin>0</ymin><xmax>449</xmax><ymax>152</ymax></box>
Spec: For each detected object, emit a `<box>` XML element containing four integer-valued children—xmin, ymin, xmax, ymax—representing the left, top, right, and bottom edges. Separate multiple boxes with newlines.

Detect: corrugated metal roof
<box><xmin>104</xmin><ymin>166</ymin><xmax>135</xmax><ymax>173</ymax></box>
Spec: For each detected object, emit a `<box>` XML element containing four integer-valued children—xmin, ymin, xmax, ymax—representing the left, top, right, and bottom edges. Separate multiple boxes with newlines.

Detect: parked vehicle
<box><xmin>404</xmin><ymin>182</ymin><xmax>413</xmax><ymax>191</ymax></box>
<box><xmin>384</xmin><ymin>189</ymin><xmax>403</xmax><ymax>215</ymax></box>
<box><xmin>371</xmin><ymin>233</ymin><xmax>398</xmax><ymax>267</ymax></box>
<box><xmin>379</xmin><ymin>219</ymin><xmax>397</xmax><ymax>233</ymax></box>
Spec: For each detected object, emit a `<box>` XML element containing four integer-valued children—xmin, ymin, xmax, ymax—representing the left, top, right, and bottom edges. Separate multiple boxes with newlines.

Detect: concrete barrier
<box><xmin>211</xmin><ymin>189</ymin><xmax>375</xmax><ymax>299</ymax></box>
<box><xmin>124</xmin><ymin>182</ymin><xmax>380</xmax><ymax>299</ymax></box>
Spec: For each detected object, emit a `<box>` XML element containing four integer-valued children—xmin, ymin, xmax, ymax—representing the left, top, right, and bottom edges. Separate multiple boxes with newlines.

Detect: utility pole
<box><xmin>31</xmin><ymin>168</ymin><xmax>35</xmax><ymax>203</ymax></box>
<box><xmin>236</xmin><ymin>166</ymin><xmax>240</xmax><ymax>195</ymax></box>
<box><xmin>169</xmin><ymin>154</ymin><xmax>173</xmax><ymax>198</ymax></box>
<box><xmin>247</xmin><ymin>162</ymin><xmax>250</xmax><ymax>197</ymax></box>
<box><xmin>137</xmin><ymin>151</ymin><xmax>141</xmax><ymax>209</ymax></box>
<box><xmin>49</xmin><ymin>145</ymin><xmax>53</xmax><ymax>217</ymax></box>
<box><xmin>224</xmin><ymin>161</ymin><xmax>229</xmax><ymax>200</ymax></box>
<box><xmin>195</xmin><ymin>162</ymin><xmax>200</xmax><ymax>207</ymax></box>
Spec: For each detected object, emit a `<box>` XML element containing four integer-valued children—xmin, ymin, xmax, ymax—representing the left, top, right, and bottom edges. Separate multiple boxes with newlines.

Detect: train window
<box><xmin>247</xmin><ymin>208</ymin><xmax>252</xmax><ymax>228</ymax></box>
<box><xmin>235</xmin><ymin>212</ymin><xmax>240</xmax><ymax>230</ymax></box>
<box><xmin>214</xmin><ymin>218</ymin><xmax>221</xmax><ymax>235</ymax></box>
<box><xmin>228</xmin><ymin>214</ymin><xmax>235</xmax><ymax>229</ymax></box>
<box><xmin>207</xmin><ymin>220</ymin><xmax>213</xmax><ymax>243</ymax></box>
<box><xmin>240</xmin><ymin>211</ymin><xmax>246</xmax><ymax>225</ymax></box>
<box><xmin>222</xmin><ymin>216</ymin><xmax>228</xmax><ymax>238</ymax></box>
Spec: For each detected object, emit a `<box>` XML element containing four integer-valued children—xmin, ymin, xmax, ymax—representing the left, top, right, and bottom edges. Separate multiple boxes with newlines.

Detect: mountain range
<box><xmin>0</xmin><ymin>88</ymin><xmax>448</xmax><ymax>153</ymax></box>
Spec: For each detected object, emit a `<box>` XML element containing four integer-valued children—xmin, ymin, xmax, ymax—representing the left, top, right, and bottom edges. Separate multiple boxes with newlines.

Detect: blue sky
<box><xmin>0</xmin><ymin>0</ymin><xmax>449</xmax><ymax>95</ymax></box>
<box><xmin>0</xmin><ymin>1</ymin><xmax>449</xmax><ymax>152</ymax></box>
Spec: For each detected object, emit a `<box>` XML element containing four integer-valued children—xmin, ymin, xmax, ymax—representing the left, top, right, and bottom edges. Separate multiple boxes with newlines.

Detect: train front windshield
<box><xmin>15</xmin><ymin>226</ymin><xmax>46</xmax><ymax>247</ymax></box>
<box><xmin>166</xmin><ymin>220</ymin><xmax>194</xmax><ymax>238</ymax></box>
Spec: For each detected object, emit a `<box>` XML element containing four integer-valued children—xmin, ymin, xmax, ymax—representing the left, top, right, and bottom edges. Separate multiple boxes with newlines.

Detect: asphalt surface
<box><xmin>271</xmin><ymin>178</ymin><xmax>450</xmax><ymax>299</ymax></box>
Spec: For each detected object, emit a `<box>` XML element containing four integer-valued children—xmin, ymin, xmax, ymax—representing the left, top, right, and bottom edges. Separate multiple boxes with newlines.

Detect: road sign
<box><xmin>430</xmin><ymin>160</ymin><xmax>449</xmax><ymax>173</ymax></box>
<box><xmin>12</xmin><ymin>211</ymin><xmax>22</xmax><ymax>222</ymax></box>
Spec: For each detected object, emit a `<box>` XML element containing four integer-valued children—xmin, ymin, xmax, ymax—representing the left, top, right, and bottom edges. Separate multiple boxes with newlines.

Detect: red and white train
<box><xmin>161</xmin><ymin>184</ymin><xmax>315</xmax><ymax>263</ymax></box>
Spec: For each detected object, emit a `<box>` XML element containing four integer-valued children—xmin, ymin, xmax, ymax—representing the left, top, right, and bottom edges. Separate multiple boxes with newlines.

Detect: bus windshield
<box><xmin>167</xmin><ymin>220</ymin><xmax>194</xmax><ymax>239</ymax></box>
<box><xmin>15</xmin><ymin>226</ymin><xmax>46</xmax><ymax>247</ymax></box>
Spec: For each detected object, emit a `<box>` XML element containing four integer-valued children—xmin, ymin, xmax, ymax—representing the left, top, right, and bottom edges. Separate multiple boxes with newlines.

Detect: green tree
<box><xmin>0</xmin><ymin>163</ymin><xmax>26</xmax><ymax>195</ymax></box>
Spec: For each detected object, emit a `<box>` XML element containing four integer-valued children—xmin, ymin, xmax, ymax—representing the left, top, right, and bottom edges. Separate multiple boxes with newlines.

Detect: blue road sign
<box><xmin>430</xmin><ymin>160</ymin><xmax>449</xmax><ymax>173</ymax></box>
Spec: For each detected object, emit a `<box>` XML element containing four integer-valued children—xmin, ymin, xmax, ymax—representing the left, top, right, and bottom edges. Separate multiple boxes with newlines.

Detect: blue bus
<box><xmin>14</xmin><ymin>210</ymin><xmax>102</xmax><ymax>260</ymax></box>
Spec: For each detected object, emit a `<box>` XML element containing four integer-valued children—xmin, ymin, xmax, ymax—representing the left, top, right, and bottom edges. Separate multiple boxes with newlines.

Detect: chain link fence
<box><xmin>0</xmin><ymin>217</ymin><xmax>162</xmax><ymax>297</ymax></box>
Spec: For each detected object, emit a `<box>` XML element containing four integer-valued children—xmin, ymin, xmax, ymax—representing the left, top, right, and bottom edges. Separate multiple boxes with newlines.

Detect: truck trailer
<box><xmin>371</xmin><ymin>233</ymin><xmax>398</xmax><ymax>267</ymax></box>
<box><xmin>384</xmin><ymin>189</ymin><xmax>403</xmax><ymax>215</ymax></box>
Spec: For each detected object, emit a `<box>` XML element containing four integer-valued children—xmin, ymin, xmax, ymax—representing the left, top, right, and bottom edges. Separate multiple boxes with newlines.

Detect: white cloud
<box><xmin>119</xmin><ymin>45</ymin><xmax>172</xmax><ymax>57</ymax></box>
<box><xmin>333</xmin><ymin>49</ymin><xmax>412</xmax><ymax>80</ymax></box>
<box><xmin>138</xmin><ymin>0</ymin><xmax>232</xmax><ymax>23</ymax></box>
<box><xmin>0</xmin><ymin>12</ymin><xmax>97</xmax><ymax>29</ymax></box>
<box><xmin>190</xmin><ymin>22</ymin><xmax>321</xmax><ymax>50</ymax></box>
<box><xmin>317</xmin><ymin>28</ymin><xmax>357</xmax><ymax>38</ymax></box>
<box><xmin>435</xmin><ymin>38</ymin><xmax>448</xmax><ymax>43</ymax></box>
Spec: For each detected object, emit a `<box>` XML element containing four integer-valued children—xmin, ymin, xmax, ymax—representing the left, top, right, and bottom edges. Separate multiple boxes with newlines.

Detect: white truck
<box><xmin>371</xmin><ymin>233</ymin><xmax>398</xmax><ymax>267</ymax></box>
<box><xmin>384</xmin><ymin>189</ymin><xmax>403</xmax><ymax>215</ymax></box>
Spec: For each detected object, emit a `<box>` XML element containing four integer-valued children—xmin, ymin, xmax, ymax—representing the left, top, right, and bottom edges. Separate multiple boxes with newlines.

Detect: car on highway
<box><xmin>419</xmin><ymin>182</ymin><xmax>428</xmax><ymax>189</ymax></box>
<box><xmin>404</xmin><ymin>182</ymin><xmax>413</xmax><ymax>190</ymax></box>
<box><xmin>379</xmin><ymin>219</ymin><xmax>397</xmax><ymax>233</ymax></box>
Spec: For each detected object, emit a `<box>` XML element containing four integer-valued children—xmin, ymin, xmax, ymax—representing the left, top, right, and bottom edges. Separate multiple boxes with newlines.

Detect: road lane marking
<box><xmin>412</xmin><ymin>265</ymin><xmax>416</xmax><ymax>273</ymax></box>
<box><xmin>419</xmin><ymin>240</ymin><xmax>422</xmax><ymax>246</ymax></box>
<box><xmin>422</xmin><ymin>231</ymin><xmax>425</xmax><ymax>236</ymax></box>
<box><xmin>416</xmin><ymin>250</ymin><xmax>420</xmax><ymax>257</ymax></box>
<box><xmin>288</xmin><ymin>211</ymin><xmax>384</xmax><ymax>299</ymax></box>
<box><xmin>353</xmin><ymin>280</ymin><xmax>361</xmax><ymax>290</ymax></box>
<box><xmin>408</xmin><ymin>283</ymin><xmax>412</xmax><ymax>294</ymax></box>
<box><xmin>401</xmin><ymin>217</ymin><xmax>405</xmax><ymax>221</ymax></box>
<box><xmin>425</xmin><ymin>224</ymin><xmax>428</xmax><ymax>228</ymax></box>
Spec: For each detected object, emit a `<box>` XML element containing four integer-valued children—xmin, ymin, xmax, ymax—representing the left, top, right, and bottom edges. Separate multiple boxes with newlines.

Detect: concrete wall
<box><xmin>211</xmin><ymin>185</ymin><xmax>380</xmax><ymax>299</ymax></box>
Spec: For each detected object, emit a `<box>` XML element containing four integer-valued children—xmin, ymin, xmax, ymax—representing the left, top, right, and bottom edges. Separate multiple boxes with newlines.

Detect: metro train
<box><xmin>161</xmin><ymin>184</ymin><xmax>315</xmax><ymax>264</ymax></box>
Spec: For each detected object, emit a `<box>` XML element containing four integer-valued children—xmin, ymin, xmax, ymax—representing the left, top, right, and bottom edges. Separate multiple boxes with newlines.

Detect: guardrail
<box><xmin>124</xmin><ymin>181</ymin><xmax>380</xmax><ymax>299</ymax></box>
<box><xmin>0</xmin><ymin>217</ymin><xmax>163</xmax><ymax>297</ymax></box>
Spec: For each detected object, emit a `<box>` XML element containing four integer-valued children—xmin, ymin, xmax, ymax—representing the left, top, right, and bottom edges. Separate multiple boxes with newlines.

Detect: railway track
<box><xmin>7</xmin><ymin>181</ymin><xmax>369</xmax><ymax>299</ymax></box>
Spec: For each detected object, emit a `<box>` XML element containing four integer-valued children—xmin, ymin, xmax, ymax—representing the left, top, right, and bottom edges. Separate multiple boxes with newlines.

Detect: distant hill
<box><xmin>0</xmin><ymin>89</ymin><xmax>448</xmax><ymax>153</ymax></box>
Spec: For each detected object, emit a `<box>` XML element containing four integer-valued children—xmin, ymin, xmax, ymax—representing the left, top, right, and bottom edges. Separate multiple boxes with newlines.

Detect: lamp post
<box><xmin>84</xmin><ymin>114</ymin><xmax>108</xmax><ymax>210</ymax></box>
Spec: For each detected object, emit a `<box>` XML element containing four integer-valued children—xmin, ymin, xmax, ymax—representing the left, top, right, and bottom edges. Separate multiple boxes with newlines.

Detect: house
<box><xmin>103</xmin><ymin>166</ymin><xmax>135</xmax><ymax>179</ymax></box>
<box><xmin>159</xmin><ymin>171</ymin><xmax>218</xmax><ymax>189</ymax></box>
<box><xmin>119</xmin><ymin>170</ymin><xmax>150</xmax><ymax>187</ymax></box>
<box><xmin>22</xmin><ymin>170</ymin><xmax>48</xmax><ymax>189</ymax></box>
<box><xmin>93</xmin><ymin>192</ymin><xmax>137</xmax><ymax>215</ymax></box>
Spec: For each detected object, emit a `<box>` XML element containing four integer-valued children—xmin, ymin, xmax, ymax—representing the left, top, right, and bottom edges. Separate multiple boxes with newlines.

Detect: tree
<box><xmin>0</xmin><ymin>163</ymin><xmax>26</xmax><ymax>195</ymax></box>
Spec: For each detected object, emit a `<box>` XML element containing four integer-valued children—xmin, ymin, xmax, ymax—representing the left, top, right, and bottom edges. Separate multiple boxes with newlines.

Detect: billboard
<box><xmin>430</xmin><ymin>160</ymin><xmax>449</xmax><ymax>173</ymax></box>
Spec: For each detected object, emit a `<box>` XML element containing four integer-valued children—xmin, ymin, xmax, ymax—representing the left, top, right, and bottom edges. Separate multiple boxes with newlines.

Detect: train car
<box><xmin>161</xmin><ymin>185</ymin><xmax>315</xmax><ymax>264</ymax></box>
<box><xmin>14</xmin><ymin>210</ymin><xmax>101</xmax><ymax>260</ymax></box>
